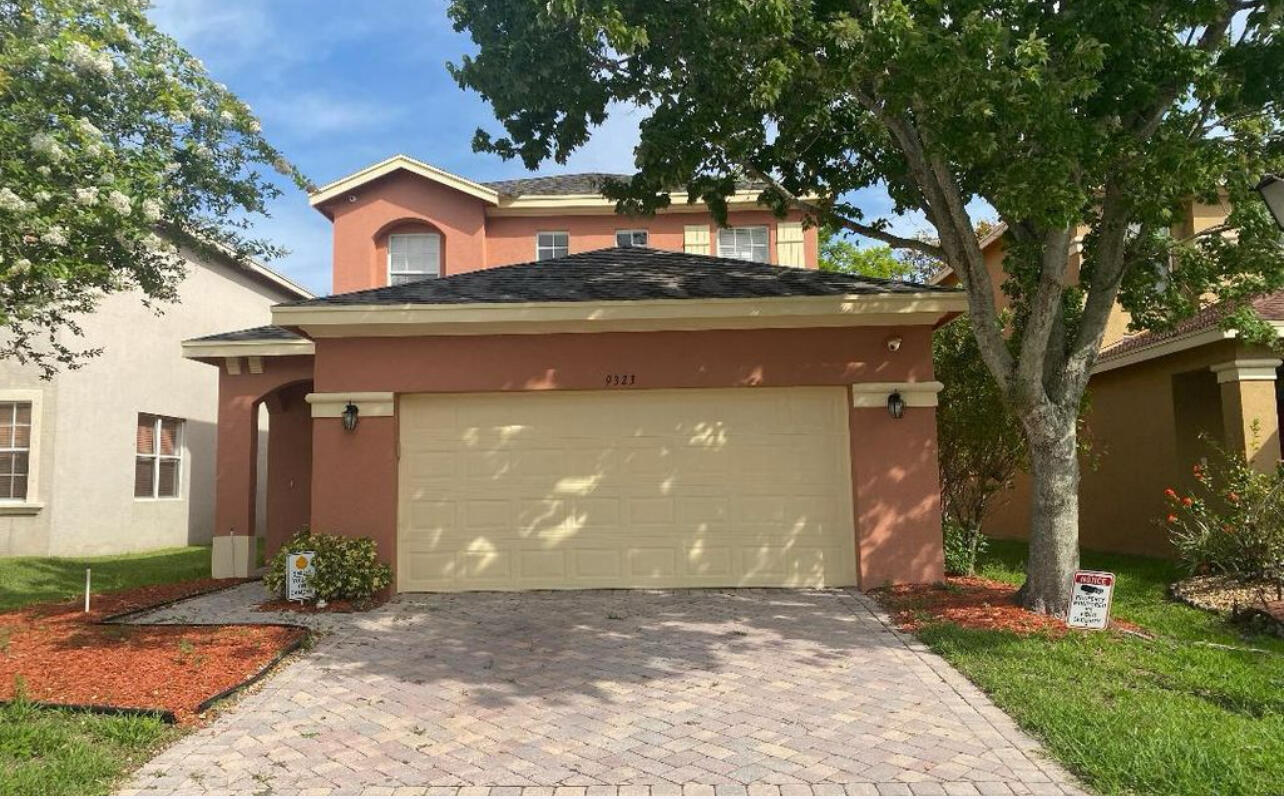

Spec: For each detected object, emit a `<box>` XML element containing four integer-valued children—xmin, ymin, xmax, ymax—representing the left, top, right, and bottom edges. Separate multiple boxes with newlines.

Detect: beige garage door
<box><xmin>396</xmin><ymin>387</ymin><xmax>856</xmax><ymax>591</ymax></box>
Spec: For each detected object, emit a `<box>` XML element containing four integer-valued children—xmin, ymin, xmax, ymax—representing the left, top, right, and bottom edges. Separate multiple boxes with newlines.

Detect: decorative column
<box><xmin>212</xmin><ymin>359</ymin><xmax>258</xmax><ymax>578</ymax></box>
<box><xmin>847</xmin><ymin>381</ymin><xmax>946</xmax><ymax>588</ymax></box>
<box><xmin>1210</xmin><ymin>358</ymin><xmax>1283</xmax><ymax>471</ymax></box>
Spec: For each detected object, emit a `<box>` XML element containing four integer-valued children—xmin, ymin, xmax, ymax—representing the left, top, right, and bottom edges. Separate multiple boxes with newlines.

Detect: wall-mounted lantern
<box><xmin>1257</xmin><ymin>174</ymin><xmax>1284</xmax><ymax>232</ymax></box>
<box><xmin>887</xmin><ymin>391</ymin><xmax>905</xmax><ymax>420</ymax></box>
<box><xmin>341</xmin><ymin>401</ymin><xmax>359</xmax><ymax>432</ymax></box>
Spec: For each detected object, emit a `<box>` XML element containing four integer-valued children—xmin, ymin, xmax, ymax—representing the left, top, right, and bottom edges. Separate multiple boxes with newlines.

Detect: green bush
<box><xmin>943</xmin><ymin>518</ymin><xmax>989</xmax><ymax>576</ymax></box>
<box><xmin>264</xmin><ymin>528</ymin><xmax>393</xmax><ymax>602</ymax></box>
<box><xmin>1163</xmin><ymin>445</ymin><xmax>1284</xmax><ymax>589</ymax></box>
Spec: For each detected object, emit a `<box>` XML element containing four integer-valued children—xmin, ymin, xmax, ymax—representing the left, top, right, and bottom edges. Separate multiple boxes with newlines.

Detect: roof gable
<box><xmin>309</xmin><ymin>155</ymin><xmax>501</xmax><ymax>211</ymax></box>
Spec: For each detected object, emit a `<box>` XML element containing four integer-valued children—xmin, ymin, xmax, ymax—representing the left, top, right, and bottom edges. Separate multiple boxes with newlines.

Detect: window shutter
<box><xmin>776</xmin><ymin>221</ymin><xmax>805</xmax><ymax>267</ymax></box>
<box><xmin>683</xmin><ymin>225</ymin><xmax>710</xmax><ymax>255</ymax></box>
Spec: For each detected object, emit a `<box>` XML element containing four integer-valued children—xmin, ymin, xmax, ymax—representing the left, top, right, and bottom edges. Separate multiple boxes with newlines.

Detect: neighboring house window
<box><xmin>136</xmin><ymin>414</ymin><xmax>183</xmax><ymax>499</ymax></box>
<box><xmin>387</xmin><ymin>233</ymin><xmax>441</xmax><ymax>285</ymax></box>
<box><xmin>717</xmin><ymin>226</ymin><xmax>769</xmax><ymax>262</ymax></box>
<box><xmin>0</xmin><ymin>402</ymin><xmax>32</xmax><ymax>501</ymax></box>
<box><xmin>615</xmin><ymin>229</ymin><xmax>648</xmax><ymax>248</ymax></box>
<box><xmin>536</xmin><ymin>231</ymin><xmax>569</xmax><ymax>261</ymax></box>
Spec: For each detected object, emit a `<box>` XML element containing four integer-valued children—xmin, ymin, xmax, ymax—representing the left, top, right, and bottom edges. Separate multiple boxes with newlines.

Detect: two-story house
<box><xmin>935</xmin><ymin>201</ymin><xmax>1284</xmax><ymax>555</ymax></box>
<box><xmin>0</xmin><ymin>244</ymin><xmax>310</xmax><ymax>557</ymax></box>
<box><xmin>185</xmin><ymin>155</ymin><xmax>967</xmax><ymax>592</ymax></box>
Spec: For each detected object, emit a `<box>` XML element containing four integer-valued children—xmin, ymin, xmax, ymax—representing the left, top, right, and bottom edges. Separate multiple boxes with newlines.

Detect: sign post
<box><xmin>287</xmin><ymin>551</ymin><xmax>316</xmax><ymax>602</ymax></box>
<box><xmin>1067</xmin><ymin>570</ymin><xmax>1115</xmax><ymax>630</ymax></box>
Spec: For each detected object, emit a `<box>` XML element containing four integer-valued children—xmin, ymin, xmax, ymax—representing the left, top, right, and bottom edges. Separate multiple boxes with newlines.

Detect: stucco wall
<box><xmin>325</xmin><ymin>171</ymin><xmax>820</xmax><ymax>293</ymax></box>
<box><xmin>0</xmin><ymin>249</ymin><xmax>299</xmax><ymax>557</ymax></box>
<box><xmin>983</xmin><ymin>338</ymin><xmax>1263</xmax><ymax>555</ymax></box>
<box><xmin>303</xmin><ymin>325</ymin><xmax>943</xmax><ymax>588</ymax></box>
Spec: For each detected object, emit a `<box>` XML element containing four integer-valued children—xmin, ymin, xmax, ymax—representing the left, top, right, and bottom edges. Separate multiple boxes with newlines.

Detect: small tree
<box><xmin>819</xmin><ymin>223</ymin><xmax>926</xmax><ymax>280</ymax></box>
<box><xmin>0</xmin><ymin>0</ymin><xmax>308</xmax><ymax>375</ymax></box>
<box><xmin>934</xmin><ymin>317</ymin><xmax>1026</xmax><ymax>574</ymax></box>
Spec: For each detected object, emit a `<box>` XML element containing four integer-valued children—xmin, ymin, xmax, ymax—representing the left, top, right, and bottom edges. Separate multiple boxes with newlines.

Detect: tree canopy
<box><xmin>448</xmin><ymin>0</ymin><xmax>1284</xmax><ymax>613</ymax></box>
<box><xmin>0</xmin><ymin>0</ymin><xmax>307</xmax><ymax>375</ymax></box>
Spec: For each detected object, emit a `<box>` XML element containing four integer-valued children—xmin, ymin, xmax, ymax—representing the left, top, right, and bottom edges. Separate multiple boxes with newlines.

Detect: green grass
<box><xmin>0</xmin><ymin>698</ymin><xmax>177</xmax><ymax>795</ymax></box>
<box><xmin>0</xmin><ymin>546</ymin><xmax>212</xmax><ymax>612</ymax></box>
<box><xmin>919</xmin><ymin>540</ymin><xmax>1284</xmax><ymax>795</ymax></box>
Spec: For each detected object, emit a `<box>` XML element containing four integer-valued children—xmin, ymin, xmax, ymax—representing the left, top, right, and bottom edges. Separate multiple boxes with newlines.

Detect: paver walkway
<box><xmin>120</xmin><ymin>584</ymin><xmax>1080</xmax><ymax>796</ymax></box>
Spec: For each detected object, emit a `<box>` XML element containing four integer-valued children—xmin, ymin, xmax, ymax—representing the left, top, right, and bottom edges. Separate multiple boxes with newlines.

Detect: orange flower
<box><xmin>1182</xmin><ymin>496</ymin><xmax>1193</xmax><ymax>507</ymax></box>
<box><xmin>1167</xmin><ymin>514</ymin><xmax>1179</xmax><ymax>524</ymax></box>
<box><xmin>1227</xmin><ymin>491</ymin><xmax>1240</xmax><ymax>504</ymax></box>
<box><xmin>1164</xmin><ymin>488</ymin><xmax>1178</xmax><ymax>500</ymax></box>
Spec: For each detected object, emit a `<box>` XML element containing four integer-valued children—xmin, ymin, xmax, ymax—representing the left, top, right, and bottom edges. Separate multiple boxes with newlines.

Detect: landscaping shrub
<box><xmin>943</xmin><ymin>518</ymin><xmax>989</xmax><ymax>576</ymax></box>
<box><xmin>264</xmin><ymin>528</ymin><xmax>392</xmax><ymax>602</ymax></box>
<box><xmin>1162</xmin><ymin>445</ymin><xmax>1284</xmax><ymax>589</ymax></box>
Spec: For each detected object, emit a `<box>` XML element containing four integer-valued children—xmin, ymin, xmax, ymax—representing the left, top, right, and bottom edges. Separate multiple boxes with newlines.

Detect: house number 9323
<box><xmin>605</xmin><ymin>373</ymin><xmax>636</xmax><ymax>386</ymax></box>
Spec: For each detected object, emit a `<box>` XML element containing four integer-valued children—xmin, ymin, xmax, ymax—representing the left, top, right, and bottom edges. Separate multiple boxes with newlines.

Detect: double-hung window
<box><xmin>615</xmin><ymin>229</ymin><xmax>648</xmax><ymax>248</ymax></box>
<box><xmin>0</xmin><ymin>402</ymin><xmax>32</xmax><ymax>501</ymax></box>
<box><xmin>387</xmin><ymin>233</ymin><xmax>441</xmax><ymax>285</ymax></box>
<box><xmin>717</xmin><ymin>226</ymin><xmax>769</xmax><ymax>262</ymax></box>
<box><xmin>536</xmin><ymin>231</ymin><xmax>569</xmax><ymax>261</ymax></box>
<box><xmin>136</xmin><ymin>414</ymin><xmax>183</xmax><ymax>499</ymax></box>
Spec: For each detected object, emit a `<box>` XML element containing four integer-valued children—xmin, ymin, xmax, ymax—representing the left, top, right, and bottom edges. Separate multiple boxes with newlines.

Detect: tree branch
<box><xmin>741</xmin><ymin>166</ymin><xmax>945</xmax><ymax>257</ymax></box>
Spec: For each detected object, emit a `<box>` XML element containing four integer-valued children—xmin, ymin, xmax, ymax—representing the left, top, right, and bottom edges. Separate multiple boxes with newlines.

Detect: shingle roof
<box><xmin>1098</xmin><ymin>291</ymin><xmax>1284</xmax><ymax>361</ymax></box>
<box><xmin>189</xmin><ymin>325</ymin><xmax>306</xmax><ymax>343</ymax></box>
<box><xmin>281</xmin><ymin>247</ymin><xmax>956</xmax><ymax>309</ymax></box>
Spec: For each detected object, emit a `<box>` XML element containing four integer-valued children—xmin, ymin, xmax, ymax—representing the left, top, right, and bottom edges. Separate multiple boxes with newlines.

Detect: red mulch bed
<box><xmin>875</xmin><ymin>576</ymin><xmax>1145</xmax><ymax>636</ymax></box>
<box><xmin>0</xmin><ymin>579</ymin><xmax>306</xmax><ymax>724</ymax></box>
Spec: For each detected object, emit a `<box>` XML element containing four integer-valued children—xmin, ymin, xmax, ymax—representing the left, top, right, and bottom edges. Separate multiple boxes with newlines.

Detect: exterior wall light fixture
<box><xmin>887</xmin><ymin>391</ymin><xmax>905</xmax><ymax>420</ymax></box>
<box><xmin>1257</xmin><ymin>174</ymin><xmax>1284</xmax><ymax>232</ymax></box>
<box><xmin>342</xmin><ymin>401</ymin><xmax>359</xmax><ymax>431</ymax></box>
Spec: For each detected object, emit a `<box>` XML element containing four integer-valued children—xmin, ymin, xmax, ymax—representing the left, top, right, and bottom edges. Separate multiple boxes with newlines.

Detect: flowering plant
<box><xmin>0</xmin><ymin>0</ymin><xmax>309</xmax><ymax>375</ymax></box>
<box><xmin>1162</xmin><ymin>442</ymin><xmax>1284</xmax><ymax>588</ymax></box>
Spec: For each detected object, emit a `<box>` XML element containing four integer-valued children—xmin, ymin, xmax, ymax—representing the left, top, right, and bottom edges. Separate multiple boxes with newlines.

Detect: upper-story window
<box><xmin>388</xmin><ymin>233</ymin><xmax>441</xmax><ymax>285</ymax></box>
<box><xmin>536</xmin><ymin>231</ymin><xmax>569</xmax><ymax>261</ymax></box>
<box><xmin>0</xmin><ymin>401</ymin><xmax>32</xmax><ymax>501</ymax></box>
<box><xmin>717</xmin><ymin>226</ymin><xmax>769</xmax><ymax>262</ymax></box>
<box><xmin>615</xmin><ymin>229</ymin><xmax>648</xmax><ymax>248</ymax></box>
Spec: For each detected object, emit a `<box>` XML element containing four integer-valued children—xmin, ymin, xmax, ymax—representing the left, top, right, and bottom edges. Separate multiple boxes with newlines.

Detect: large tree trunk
<box><xmin>1018</xmin><ymin>407</ymin><xmax>1081</xmax><ymax>616</ymax></box>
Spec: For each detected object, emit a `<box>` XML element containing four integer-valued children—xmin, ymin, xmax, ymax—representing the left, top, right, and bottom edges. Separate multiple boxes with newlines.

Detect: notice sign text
<box><xmin>287</xmin><ymin>550</ymin><xmax>316</xmax><ymax>601</ymax></box>
<box><xmin>1067</xmin><ymin>570</ymin><xmax>1115</xmax><ymax>630</ymax></box>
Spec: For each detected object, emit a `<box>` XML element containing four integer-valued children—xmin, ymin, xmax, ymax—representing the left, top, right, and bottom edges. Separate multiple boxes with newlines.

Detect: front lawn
<box><xmin>0</xmin><ymin>698</ymin><xmax>176</xmax><ymax>795</ymax></box>
<box><xmin>0</xmin><ymin>546</ymin><xmax>211</xmax><ymax>611</ymax></box>
<box><xmin>905</xmin><ymin>540</ymin><xmax>1284</xmax><ymax>795</ymax></box>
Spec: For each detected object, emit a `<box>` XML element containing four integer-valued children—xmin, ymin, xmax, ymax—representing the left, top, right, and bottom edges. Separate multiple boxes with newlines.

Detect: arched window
<box><xmin>387</xmin><ymin>232</ymin><xmax>441</xmax><ymax>285</ymax></box>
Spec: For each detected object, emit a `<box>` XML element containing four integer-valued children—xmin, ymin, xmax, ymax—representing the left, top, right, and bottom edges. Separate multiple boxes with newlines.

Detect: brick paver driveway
<box><xmin>121</xmin><ymin>585</ymin><xmax>1079</xmax><ymax>796</ymax></box>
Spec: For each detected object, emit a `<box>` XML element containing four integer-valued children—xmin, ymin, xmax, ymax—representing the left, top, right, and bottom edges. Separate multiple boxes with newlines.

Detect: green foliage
<box><xmin>265</xmin><ymin>529</ymin><xmax>393</xmax><ymax>602</ymax></box>
<box><xmin>0</xmin><ymin>545</ymin><xmax>210</xmax><ymax>611</ymax></box>
<box><xmin>942</xmin><ymin>517</ymin><xmax>989</xmax><ymax>577</ymax></box>
<box><xmin>934</xmin><ymin>317</ymin><xmax>1026</xmax><ymax>531</ymax></box>
<box><xmin>0</xmin><ymin>0</ymin><xmax>308</xmax><ymax>375</ymax></box>
<box><xmin>819</xmin><ymin>224</ymin><xmax>923</xmax><ymax>280</ymax></box>
<box><xmin>922</xmin><ymin>540</ymin><xmax>1284</xmax><ymax>795</ymax></box>
<box><xmin>1163</xmin><ymin>442</ymin><xmax>1284</xmax><ymax>588</ymax></box>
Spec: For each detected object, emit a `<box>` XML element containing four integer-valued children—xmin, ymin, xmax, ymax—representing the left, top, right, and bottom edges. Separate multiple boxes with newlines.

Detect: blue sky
<box><xmin>147</xmin><ymin>0</ymin><xmax>940</xmax><ymax>295</ymax></box>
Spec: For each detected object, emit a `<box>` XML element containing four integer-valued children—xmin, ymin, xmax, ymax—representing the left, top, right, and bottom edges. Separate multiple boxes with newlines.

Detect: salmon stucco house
<box><xmin>185</xmin><ymin>155</ymin><xmax>965</xmax><ymax>591</ymax></box>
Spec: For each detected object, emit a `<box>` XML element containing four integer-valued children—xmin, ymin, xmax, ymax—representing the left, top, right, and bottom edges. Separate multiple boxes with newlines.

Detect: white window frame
<box><xmin>717</xmin><ymin>225</ymin><xmax>770</xmax><ymax>262</ymax></box>
<box><xmin>387</xmin><ymin>233</ymin><xmax>441</xmax><ymax>285</ymax></box>
<box><xmin>536</xmin><ymin>231</ymin><xmax>569</xmax><ymax>261</ymax></box>
<box><xmin>135</xmin><ymin>413</ymin><xmax>184</xmax><ymax>501</ymax></box>
<box><xmin>0</xmin><ymin>389</ymin><xmax>42</xmax><ymax>515</ymax></box>
<box><xmin>615</xmin><ymin>229</ymin><xmax>649</xmax><ymax>248</ymax></box>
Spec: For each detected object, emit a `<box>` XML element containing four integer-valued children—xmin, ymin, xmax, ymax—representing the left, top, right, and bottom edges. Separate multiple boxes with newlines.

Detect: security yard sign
<box><xmin>287</xmin><ymin>550</ymin><xmax>316</xmax><ymax>601</ymax></box>
<box><xmin>1067</xmin><ymin>570</ymin><xmax>1115</xmax><ymax>630</ymax></box>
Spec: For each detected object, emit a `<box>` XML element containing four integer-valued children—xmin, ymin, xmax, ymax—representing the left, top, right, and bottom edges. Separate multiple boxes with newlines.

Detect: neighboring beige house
<box><xmin>937</xmin><ymin>199</ymin><xmax>1284</xmax><ymax>555</ymax></box>
<box><xmin>0</xmin><ymin>245</ymin><xmax>310</xmax><ymax>557</ymax></box>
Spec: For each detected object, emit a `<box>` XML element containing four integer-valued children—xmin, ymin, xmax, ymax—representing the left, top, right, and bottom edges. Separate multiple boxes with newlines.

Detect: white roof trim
<box><xmin>181</xmin><ymin>338</ymin><xmax>315</xmax><ymax>360</ymax></box>
<box><xmin>926</xmin><ymin>222</ymin><xmax>1008</xmax><ymax>286</ymax></box>
<box><xmin>309</xmin><ymin>155</ymin><xmax>500</xmax><ymax>208</ymax></box>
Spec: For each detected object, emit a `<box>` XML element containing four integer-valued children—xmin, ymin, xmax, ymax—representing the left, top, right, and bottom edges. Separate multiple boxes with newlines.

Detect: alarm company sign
<box><xmin>287</xmin><ymin>550</ymin><xmax>317</xmax><ymax>601</ymax></box>
<box><xmin>1067</xmin><ymin>570</ymin><xmax>1115</xmax><ymax>630</ymax></box>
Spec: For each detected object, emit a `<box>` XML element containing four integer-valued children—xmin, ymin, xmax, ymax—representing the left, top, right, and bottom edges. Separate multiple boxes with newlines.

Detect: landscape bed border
<box><xmin>2</xmin><ymin>579</ymin><xmax>311</xmax><ymax>725</ymax></box>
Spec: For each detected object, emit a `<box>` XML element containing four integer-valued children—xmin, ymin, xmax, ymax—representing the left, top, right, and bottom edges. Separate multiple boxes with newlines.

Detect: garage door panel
<box><xmin>397</xmin><ymin>388</ymin><xmax>855</xmax><ymax>591</ymax></box>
